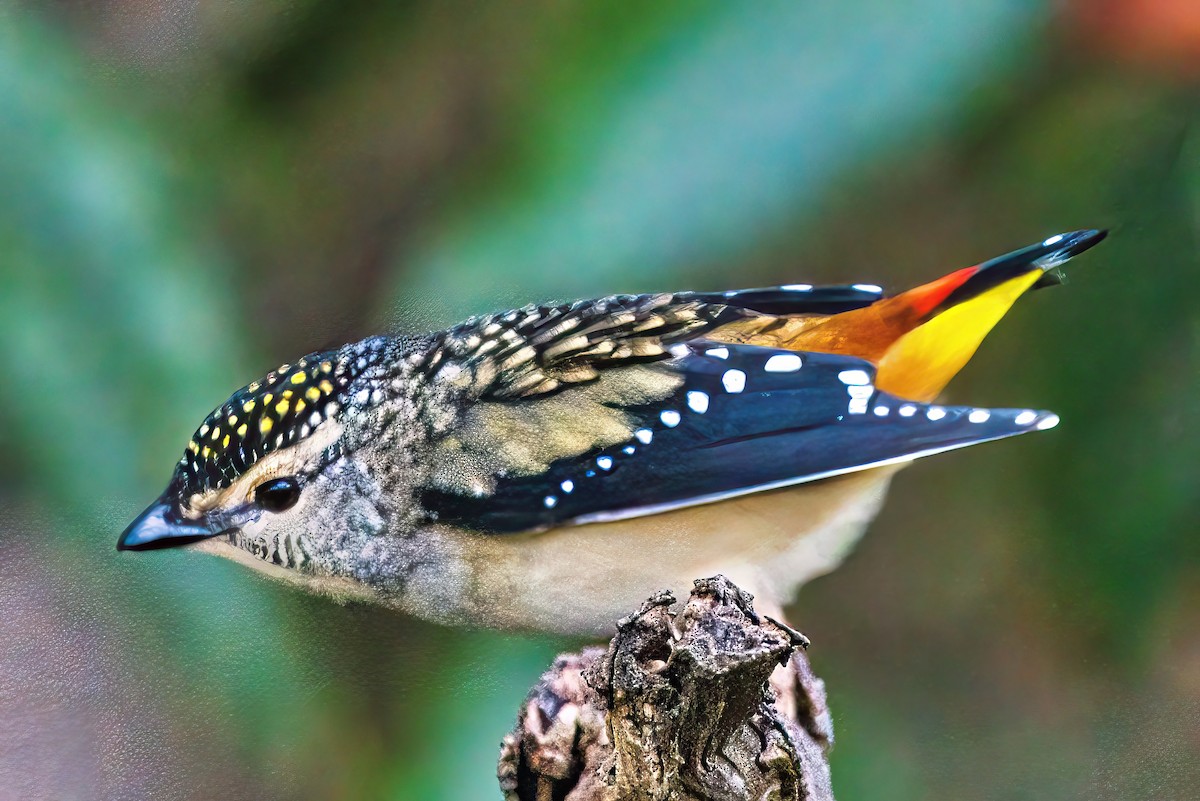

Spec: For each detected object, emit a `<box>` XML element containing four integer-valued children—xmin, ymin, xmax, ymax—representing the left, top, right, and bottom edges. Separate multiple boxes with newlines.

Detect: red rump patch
<box><xmin>897</xmin><ymin>266</ymin><xmax>980</xmax><ymax>317</ymax></box>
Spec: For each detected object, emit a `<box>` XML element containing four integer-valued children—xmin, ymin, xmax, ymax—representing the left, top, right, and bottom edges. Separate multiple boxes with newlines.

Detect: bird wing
<box><xmin>420</xmin><ymin>341</ymin><xmax>1057</xmax><ymax>534</ymax></box>
<box><xmin>428</xmin><ymin>285</ymin><xmax>884</xmax><ymax>401</ymax></box>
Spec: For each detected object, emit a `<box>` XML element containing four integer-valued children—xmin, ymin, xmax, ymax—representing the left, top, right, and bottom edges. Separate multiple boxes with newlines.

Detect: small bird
<box><xmin>119</xmin><ymin>230</ymin><xmax>1104</xmax><ymax>634</ymax></box>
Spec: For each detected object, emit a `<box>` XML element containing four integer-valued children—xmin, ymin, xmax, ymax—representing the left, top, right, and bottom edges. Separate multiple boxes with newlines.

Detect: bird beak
<box><xmin>117</xmin><ymin>496</ymin><xmax>218</xmax><ymax>551</ymax></box>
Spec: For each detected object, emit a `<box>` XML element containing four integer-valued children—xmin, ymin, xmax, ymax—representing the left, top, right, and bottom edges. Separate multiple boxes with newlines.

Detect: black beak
<box><xmin>117</xmin><ymin>497</ymin><xmax>218</xmax><ymax>551</ymax></box>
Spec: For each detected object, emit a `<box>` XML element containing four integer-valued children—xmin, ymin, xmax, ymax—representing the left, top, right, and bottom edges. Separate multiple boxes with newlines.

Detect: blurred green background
<box><xmin>1</xmin><ymin>1</ymin><xmax>1197</xmax><ymax>799</ymax></box>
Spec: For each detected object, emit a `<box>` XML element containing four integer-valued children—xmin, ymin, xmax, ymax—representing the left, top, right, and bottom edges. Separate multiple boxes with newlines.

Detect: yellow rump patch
<box><xmin>874</xmin><ymin>271</ymin><xmax>1042</xmax><ymax>401</ymax></box>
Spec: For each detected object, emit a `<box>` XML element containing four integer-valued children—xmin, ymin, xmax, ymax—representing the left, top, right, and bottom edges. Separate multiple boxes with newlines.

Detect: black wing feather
<box><xmin>422</xmin><ymin>342</ymin><xmax>1058</xmax><ymax>534</ymax></box>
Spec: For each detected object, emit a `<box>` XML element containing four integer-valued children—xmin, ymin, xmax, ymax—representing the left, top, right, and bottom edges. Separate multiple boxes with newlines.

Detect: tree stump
<box><xmin>498</xmin><ymin>576</ymin><xmax>836</xmax><ymax>801</ymax></box>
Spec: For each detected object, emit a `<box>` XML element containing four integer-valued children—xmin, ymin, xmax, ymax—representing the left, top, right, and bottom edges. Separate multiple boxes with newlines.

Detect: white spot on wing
<box><xmin>968</xmin><ymin>409</ymin><xmax>991</xmax><ymax>424</ymax></box>
<box><xmin>722</xmin><ymin>369</ymin><xmax>747</xmax><ymax>393</ymax></box>
<box><xmin>596</xmin><ymin>456</ymin><xmax>614</xmax><ymax>470</ymax></box>
<box><xmin>927</xmin><ymin>407</ymin><xmax>947</xmax><ymax>421</ymax></box>
<box><xmin>1043</xmin><ymin>234</ymin><xmax>1064</xmax><ymax>246</ymax></box>
<box><xmin>899</xmin><ymin>404</ymin><xmax>917</xmax><ymax>417</ymax></box>
<box><xmin>560</xmin><ymin>480</ymin><xmax>574</xmax><ymax>493</ymax></box>
<box><xmin>764</xmin><ymin>353</ymin><xmax>802</xmax><ymax>372</ymax></box>
<box><xmin>782</xmin><ymin>284</ymin><xmax>813</xmax><ymax>291</ymax></box>
<box><xmin>838</xmin><ymin>369</ymin><xmax>871</xmax><ymax>386</ymax></box>
<box><xmin>853</xmin><ymin>283</ymin><xmax>883</xmax><ymax>293</ymax></box>
<box><xmin>1036</xmin><ymin>413</ymin><xmax>1060</xmax><ymax>430</ymax></box>
<box><xmin>705</xmin><ymin>346</ymin><xmax>729</xmax><ymax>360</ymax></box>
<box><xmin>661</xmin><ymin>410</ymin><xmax>681</xmax><ymax>427</ymax></box>
<box><xmin>1014</xmin><ymin>410</ymin><xmax>1038</xmax><ymax>426</ymax></box>
<box><xmin>874</xmin><ymin>405</ymin><xmax>890</xmax><ymax>417</ymax></box>
<box><xmin>847</xmin><ymin>385</ymin><xmax>873</xmax><ymax>399</ymax></box>
<box><xmin>848</xmin><ymin>398</ymin><xmax>869</xmax><ymax>415</ymax></box>
<box><xmin>686</xmin><ymin>391</ymin><xmax>710</xmax><ymax>414</ymax></box>
<box><xmin>635</xmin><ymin>428</ymin><xmax>653</xmax><ymax>444</ymax></box>
<box><xmin>544</xmin><ymin>495</ymin><xmax>558</xmax><ymax>508</ymax></box>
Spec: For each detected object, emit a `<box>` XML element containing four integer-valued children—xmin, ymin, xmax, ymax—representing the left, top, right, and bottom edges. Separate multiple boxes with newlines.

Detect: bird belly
<box><xmin>438</xmin><ymin>465</ymin><xmax>900</xmax><ymax>635</ymax></box>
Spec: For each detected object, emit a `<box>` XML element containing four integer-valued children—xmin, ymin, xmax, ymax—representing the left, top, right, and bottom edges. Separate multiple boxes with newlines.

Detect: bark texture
<box><xmin>498</xmin><ymin>576</ymin><xmax>835</xmax><ymax>801</ymax></box>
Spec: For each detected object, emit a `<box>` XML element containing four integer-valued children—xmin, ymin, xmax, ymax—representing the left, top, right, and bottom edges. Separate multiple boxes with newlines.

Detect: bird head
<box><xmin>116</xmin><ymin>336</ymin><xmax>427</xmax><ymax>584</ymax></box>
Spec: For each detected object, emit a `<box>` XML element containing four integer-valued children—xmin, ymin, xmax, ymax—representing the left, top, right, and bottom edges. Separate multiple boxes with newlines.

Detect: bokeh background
<box><xmin>1</xmin><ymin>1</ymin><xmax>1198</xmax><ymax>799</ymax></box>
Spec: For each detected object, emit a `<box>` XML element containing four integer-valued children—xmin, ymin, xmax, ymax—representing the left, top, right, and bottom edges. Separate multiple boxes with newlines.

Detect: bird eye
<box><xmin>255</xmin><ymin>477</ymin><xmax>300</xmax><ymax>513</ymax></box>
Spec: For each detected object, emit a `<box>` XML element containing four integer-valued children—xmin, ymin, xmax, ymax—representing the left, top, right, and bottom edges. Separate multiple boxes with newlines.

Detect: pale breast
<box><xmin>437</xmin><ymin>466</ymin><xmax>901</xmax><ymax>635</ymax></box>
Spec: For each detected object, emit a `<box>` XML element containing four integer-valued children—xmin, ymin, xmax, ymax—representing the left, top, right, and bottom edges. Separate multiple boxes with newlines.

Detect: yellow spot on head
<box><xmin>237</xmin><ymin>423</ymin><xmax>247</xmax><ymax>437</ymax></box>
<box><xmin>275</xmin><ymin>399</ymin><xmax>290</xmax><ymax>416</ymax></box>
<box><xmin>306</xmin><ymin>387</ymin><xmax>321</xmax><ymax>402</ymax></box>
<box><xmin>318</xmin><ymin>380</ymin><xmax>333</xmax><ymax>394</ymax></box>
<box><xmin>290</xmin><ymin>372</ymin><xmax>306</xmax><ymax>385</ymax></box>
<box><xmin>260</xmin><ymin>418</ymin><xmax>274</xmax><ymax>434</ymax></box>
<box><xmin>243</xmin><ymin>400</ymin><xmax>255</xmax><ymax>413</ymax></box>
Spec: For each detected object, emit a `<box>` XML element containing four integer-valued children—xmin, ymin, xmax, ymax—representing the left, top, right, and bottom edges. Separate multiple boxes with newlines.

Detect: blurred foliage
<box><xmin>0</xmin><ymin>1</ymin><xmax>1197</xmax><ymax>800</ymax></box>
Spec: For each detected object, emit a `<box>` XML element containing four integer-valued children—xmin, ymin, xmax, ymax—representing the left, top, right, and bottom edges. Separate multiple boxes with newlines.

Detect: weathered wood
<box><xmin>499</xmin><ymin>576</ymin><xmax>835</xmax><ymax>801</ymax></box>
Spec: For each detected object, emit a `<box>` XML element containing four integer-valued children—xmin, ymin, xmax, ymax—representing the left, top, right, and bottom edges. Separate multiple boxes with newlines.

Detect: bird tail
<box><xmin>773</xmin><ymin>230</ymin><xmax>1106</xmax><ymax>401</ymax></box>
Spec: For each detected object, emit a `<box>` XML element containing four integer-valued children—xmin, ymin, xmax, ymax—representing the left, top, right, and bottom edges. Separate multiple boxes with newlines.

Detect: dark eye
<box><xmin>256</xmin><ymin>477</ymin><xmax>300</xmax><ymax>513</ymax></box>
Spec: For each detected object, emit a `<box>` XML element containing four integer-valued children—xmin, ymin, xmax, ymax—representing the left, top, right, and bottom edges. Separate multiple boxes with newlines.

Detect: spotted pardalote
<box><xmin>118</xmin><ymin>230</ymin><xmax>1104</xmax><ymax>634</ymax></box>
